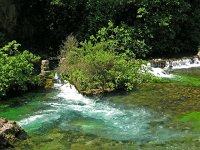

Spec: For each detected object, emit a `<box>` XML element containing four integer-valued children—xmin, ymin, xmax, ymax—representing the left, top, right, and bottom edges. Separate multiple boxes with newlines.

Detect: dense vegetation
<box><xmin>0</xmin><ymin>0</ymin><xmax>200</xmax><ymax>96</ymax></box>
<box><xmin>57</xmin><ymin>24</ymin><xmax>150</xmax><ymax>92</ymax></box>
<box><xmin>1</xmin><ymin>0</ymin><xmax>199</xmax><ymax>57</ymax></box>
<box><xmin>0</xmin><ymin>41</ymin><xmax>40</xmax><ymax>98</ymax></box>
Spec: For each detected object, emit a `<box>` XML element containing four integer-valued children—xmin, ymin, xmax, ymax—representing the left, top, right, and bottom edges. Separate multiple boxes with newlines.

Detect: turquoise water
<box><xmin>3</xmin><ymin>84</ymin><xmax>181</xmax><ymax>142</ymax></box>
<box><xmin>1</xmin><ymin>68</ymin><xmax>200</xmax><ymax>149</ymax></box>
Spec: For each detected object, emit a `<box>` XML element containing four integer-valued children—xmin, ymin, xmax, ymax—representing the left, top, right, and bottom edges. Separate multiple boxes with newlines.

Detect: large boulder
<box><xmin>0</xmin><ymin>118</ymin><xmax>27</xmax><ymax>149</ymax></box>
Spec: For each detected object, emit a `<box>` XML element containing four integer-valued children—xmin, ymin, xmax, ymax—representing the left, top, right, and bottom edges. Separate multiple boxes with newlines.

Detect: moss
<box><xmin>179</xmin><ymin>112</ymin><xmax>200</xmax><ymax>131</ymax></box>
<box><xmin>108</xmin><ymin>82</ymin><xmax>200</xmax><ymax>116</ymax></box>
<box><xmin>172</xmin><ymin>75</ymin><xmax>200</xmax><ymax>87</ymax></box>
<box><xmin>45</xmin><ymin>79</ymin><xmax>54</xmax><ymax>89</ymax></box>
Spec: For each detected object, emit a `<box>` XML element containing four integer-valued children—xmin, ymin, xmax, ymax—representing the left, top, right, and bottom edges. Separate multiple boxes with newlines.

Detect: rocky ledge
<box><xmin>0</xmin><ymin>118</ymin><xmax>27</xmax><ymax>149</ymax></box>
<box><xmin>81</xmin><ymin>88</ymin><xmax>114</xmax><ymax>96</ymax></box>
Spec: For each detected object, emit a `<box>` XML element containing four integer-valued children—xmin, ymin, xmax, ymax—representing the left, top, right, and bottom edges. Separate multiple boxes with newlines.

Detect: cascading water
<box><xmin>150</xmin><ymin>67</ymin><xmax>174</xmax><ymax>78</ymax></box>
<box><xmin>149</xmin><ymin>57</ymin><xmax>200</xmax><ymax>78</ymax></box>
<box><xmin>164</xmin><ymin>57</ymin><xmax>200</xmax><ymax>69</ymax></box>
<box><xmin>54</xmin><ymin>72</ymin><xmax>62</xmax><ymax>84</ymax></box>
<box><xmin>150</xmin><ymin>57</ymin><xmax>200</xmax><ymax>69</ymax></box>
<box><xmin>18</xmin><ymin>79</ymin><xmax>184</xmax><ymax>143</ymax></box>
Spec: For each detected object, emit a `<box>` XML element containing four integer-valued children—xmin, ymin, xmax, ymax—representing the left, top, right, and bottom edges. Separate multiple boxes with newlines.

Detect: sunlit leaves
<box><xmin>58</xmin><ymin>31</ymin><xmax>150</xmax><ymax>92</ymax></box>
<box><xmin>0</xmin><ymin>41</ymin><xmax>40</xmax><ymax>97</ymax></box>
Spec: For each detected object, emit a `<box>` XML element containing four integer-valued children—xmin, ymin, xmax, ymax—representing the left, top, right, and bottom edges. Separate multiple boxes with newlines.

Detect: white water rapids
<box><xmin>18</xmin><ymin>81</ymin><xmax>184</xmax><ymax>143</ymax></box>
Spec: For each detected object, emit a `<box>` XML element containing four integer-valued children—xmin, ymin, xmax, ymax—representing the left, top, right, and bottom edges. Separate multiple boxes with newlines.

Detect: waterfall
<box><xmin>150</xmin><ymin>57</ymin><xmax>200</xmax><ymax>70</ymax></box>
<box><xmin>150</xmin><ymin>67</ymin><xmax>174</xmax><ymax>78</ymax></box>
<box><xmin>149</xmin><ymin>57</ymin><xmax>200</xmax><ymax>78</ymax></box>
<box><xmin>54</xmin><ymin>72</ymin><xmax>62</xmax><ymax>84</ymax></box>
<box><xmin>145</xmin><ymin>63</ymin><xmax>174</xmax><ymax>78</ymax></box>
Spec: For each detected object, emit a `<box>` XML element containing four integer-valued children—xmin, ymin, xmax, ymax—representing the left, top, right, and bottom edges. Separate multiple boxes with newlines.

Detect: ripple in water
<box><xmin>18</xmin><ymin>83</ymin><xmax>183</xmax><ymax>143</ymax></box>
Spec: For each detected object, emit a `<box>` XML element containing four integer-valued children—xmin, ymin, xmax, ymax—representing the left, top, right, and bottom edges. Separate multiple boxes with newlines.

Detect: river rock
<box><xmin>149</xmin><ymin>59</ymin><xmax>166</xmax><ymax>68</ymax></box>
<box><xmin>0</xmin><ymin>118</ymin><xmax>27</xmax><ymax>149</ymax></box>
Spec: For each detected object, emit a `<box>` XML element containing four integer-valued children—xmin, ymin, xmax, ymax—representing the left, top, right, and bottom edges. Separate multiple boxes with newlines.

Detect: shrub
<box><xmin>0</xmin><ymin>41</ymin><xmax>40</xmax><ymax>98</ymax></box>
<box><xmin>57</xmin><ymin>34</ymin><xmax>150</xmax><ymax>92</ymax></box>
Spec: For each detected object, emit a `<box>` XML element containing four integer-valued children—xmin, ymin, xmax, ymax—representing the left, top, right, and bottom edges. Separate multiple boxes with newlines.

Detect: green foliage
<box><xmin>58</xmin><ymin>34</ymin><xmax>150</xmax><ymax>92</ymax></box>
<box><xmin>134</xmin><ymin>0</ymin><xmax>198</xmax><ymax>55</ymax></box>
<box><xmin>80</xmin><ymin>0</ymin><xmax>127</xmax><ymax>37</ymax></box>
<box><xmin>0</xmin><ymin>41</ymin><xmax>40</xmax><ymax>97</ymax></box>
<box><xmin>1</xmin><ymin>0</ymin><xmax>200</xmax><ymax>57</ymax></box>
<box><xmin>89</xmin><ymin>21</ymin><xmax>149</xmax><ymax>57</ymax></box>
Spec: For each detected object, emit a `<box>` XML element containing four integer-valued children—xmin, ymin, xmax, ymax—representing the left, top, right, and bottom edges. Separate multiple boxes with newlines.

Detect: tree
<box><xmin>134</xmin><ymin>0</ymin><xmax>197</xmax><ymax>55</ymax></box>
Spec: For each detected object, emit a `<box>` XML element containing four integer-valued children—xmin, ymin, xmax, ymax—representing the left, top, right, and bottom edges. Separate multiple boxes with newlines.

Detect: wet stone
<box><xmin>0</xmin><ymin>118</ymin><xmax>27</xmax><ymax>149</ymax></box>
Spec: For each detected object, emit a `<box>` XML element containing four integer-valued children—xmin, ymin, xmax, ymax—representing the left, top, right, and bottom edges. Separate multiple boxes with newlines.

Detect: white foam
<box><xmin>18</xmin><ymin>114</ymin><xmax>44</xmax><ymax>126</ymax></box>
<box><xmin>164</xmin><ymin>58</ymin><xmax>200</xmax><ymax>70</ymax></box>
<box><xmin>17</xmin><ymin>80</ymin><xmax>182</xmax><ymax>142</ymax></box>
<box><xmin>56</xmin><ymin>83</ymin><xmax>95</xmax><ymax>105</ymax></box>
<box><xmin>150</xmin><ymin>68</ymin><xmax>174</xmax><ymax>78</ymax></box>
<box><xmin>149</xmin><ymin>58</ymin><xmax>200</xmax><ymax>78</ymax></box>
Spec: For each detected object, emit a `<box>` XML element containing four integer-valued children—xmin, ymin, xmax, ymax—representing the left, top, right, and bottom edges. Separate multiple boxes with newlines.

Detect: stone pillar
<box><xmin>40</xmin><ymin>60</ymin><xmax>50</xmax><ymax>77</ymax></box>
<box><xmin>39</xmin><ymin>60</ymin><xmax>54</xmax><ymax>89</ymax></box>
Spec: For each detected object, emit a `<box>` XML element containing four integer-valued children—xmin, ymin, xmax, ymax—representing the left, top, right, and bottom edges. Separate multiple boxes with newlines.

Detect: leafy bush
<box><xmin>89</xmin><ymin>21</ymin><xmax>149</xmax><ymax>57</ymax></box>
<box><xmin>58</xmin><ymin>33</ymin><xmax>150</xmax><ymax>92</ymax></box>
<box><xmin>0</xmin><ymin>41</ymin><xmax>40</xmax><ymax>97</ymax></box>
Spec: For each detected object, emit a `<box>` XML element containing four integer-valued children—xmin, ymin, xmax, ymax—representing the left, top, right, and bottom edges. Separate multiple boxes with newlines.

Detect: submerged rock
<box><xmin>0</xmin><ymin>118</ymin><xmax>27</xmax><ymax>149</ymax></box>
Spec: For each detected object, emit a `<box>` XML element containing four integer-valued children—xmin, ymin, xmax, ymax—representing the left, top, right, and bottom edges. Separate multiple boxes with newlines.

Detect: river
<box><xmin>1</xmin><ymin>66</ymin><xmax>200</xmax><ymax>149</ymax></box>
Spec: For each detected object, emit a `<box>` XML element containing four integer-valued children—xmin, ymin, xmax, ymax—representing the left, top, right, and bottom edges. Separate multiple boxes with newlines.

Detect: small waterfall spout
<box><xmin>54</xmin><ymin>72</ymin><xmax>62</xmax><ymax>84</ymax></box>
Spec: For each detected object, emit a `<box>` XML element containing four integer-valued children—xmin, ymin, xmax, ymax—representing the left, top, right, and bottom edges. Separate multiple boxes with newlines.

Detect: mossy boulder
<box><xmin>0</xmin><ymin>118</ymin><xmax>27</xmax><ymax>149</ymax></box>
